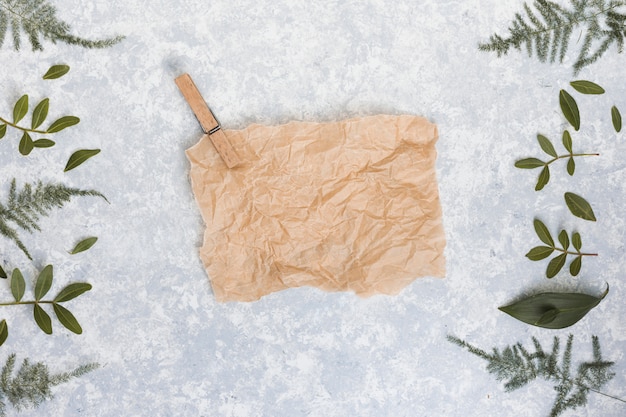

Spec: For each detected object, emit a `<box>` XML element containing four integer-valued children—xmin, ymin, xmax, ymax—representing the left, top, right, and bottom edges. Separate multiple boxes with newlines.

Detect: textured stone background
<box><xmin>1</xmin><ymin>0</ymin><xmax>624</xmax><ymax>415</ymax></box>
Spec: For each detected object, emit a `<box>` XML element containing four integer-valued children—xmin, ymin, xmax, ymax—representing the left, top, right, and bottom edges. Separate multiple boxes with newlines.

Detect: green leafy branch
<box><xmin>478</xmin><ymin>0</ymin><xmax>626</xmax><ymax>74</ymax></box>
<box><xmin>0</xmin><ymin>265</ymin><xmax>92</xmax><ymax>347</ymax></box>
<box><xmin>526</xmin><ymin>219</ymin><xmax>597</xmax><ymax>278</ymax></box>
<box><xmin>447</xmin><ymin>334</ymin><xmax>624</xmax><ymax>417</ymax></box>
<box><xmin>0</xmin><ymin>353</ymin><xmax>98</xmax><ymax>416</ymax></box>
<box><xmin>0</xmin><ymin>0</ymin><xmax>123</xmax><ymax>52</ymax></box>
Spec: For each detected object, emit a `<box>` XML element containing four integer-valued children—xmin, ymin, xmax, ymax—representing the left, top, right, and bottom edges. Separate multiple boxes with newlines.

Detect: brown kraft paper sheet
<box><xmin>186</xmin><ymin>114</ymin><xmax>446</xmax><ymax>302</ymax></box>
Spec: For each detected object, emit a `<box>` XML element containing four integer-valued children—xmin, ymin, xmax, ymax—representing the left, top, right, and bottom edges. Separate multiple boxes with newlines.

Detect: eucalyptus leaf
<box><xmin>499</xmin><ymin>285</ymin><xmax>609</xmax><ymax>329</ymax></box>
<box><xmin>0</xmin><ymin>264</ymin><xmax>5</xmax><ymax>279</ymax></box>
<box><xmin>18</xmin><ymin>132</ymin><xmax>34</xmax><ymax>156</ymax></box>
<box><xmin>570</xmin><ymin>255</ymin><xmax>582</xmax><ymax>276</ymax></box>
<box><xmin>34</xmin><ymin>265</ymin><xmax>53</xmax><ymax>301</ymax></box>
<box><xmin>0</xmin><ymin>124</ymin><xmax>6</xmax><ymax>139</ymax></box>
<box><xmin>43</xmin><ymin>64</ymin><xmax>70</xmax><ymax>80</ymax></box>
<box><xmin>64</xmin><ymin>149</ymin><xmax>100</xmax><ymax>172</ymax></box>
<box><xmin>33</xmin><ymin>304</ymin><xmax>52</xmax><ymax>334</ymax></box>
<box><xmin>564</xmin><ymin>192</ymin><xmax>596</xmax><ymax>221</ymax></box>
<box><xmin>570</xmin><ymin>80</ymin><xmax>605</xmax><ymax>95</ymax></box>
<box><xmin>47</xmin><ymin>116</ymin><xmax>79</xmax><ymax>133</ymax></box>
<box><xmin>13</xmin><ymin>95</ymin><xmax>28</xmax><ymax>124</ymax></box>
<box><xmin>535</xmin><ymin>165</ymin><xmax>550</xmax><ymax>191</ymax></box>
<box><xmin>53</xmin><ymin>304</ymin><xmax>82</xmax><ymax>334</ymax></box>
<box><xmin>526</xmin><ymin>246</ymin><xmax>555</xmax><ymax>261</ymax></box>
<box><xmin>0</xmin><ymin>320</ymin><xmax>7</xmax><ymax>347</ymax></box>
<box><xmin>33</xmin><ymin>139</ymin><xmax>55</xmax><ymax>148</ymax></box>
<box><xmin>558</xmin><ymin>230</ymin><xmax>569</xmax><ymax>250</ymax></box>
<box><xmin>559</xmin><ymin>89</ymin><xmax>580</xmax><ymax>131</ymax></box>
<box><xmin>69</xmin><ymin>237</ymin><xmax>97</xmax><ymax>254</ymax></box>
<box><xmin>572</xmin><ymin>232</ymin><xmax>582</xmax><ymax>251</ymax></box>
<box><xmin>533</xmin><ymin>219</ymin><xmax>554</xmax><ymax>246</ymax></box>
<box><xmin>546</xmin><ymin>253</ymin><xmax>567</xmax><ymax>278</ymax></box>
<box><xmin>54</xmin><ymin>283</ymin><xmax>92</xmax><ymax>303</ymax></box>
<box><xmin>31</xmin><ymin>98</ymin><xmax>49</xmax><ymax>129</ymax></box>
<box><xmin>612</xmin><ymin>106</ymin><xmax>622</xmax><ymax>133</ymax></box>
<box><xmin>11</xmin><ymin>269</ymin><xmax>25</xmax><ymax>302</ymax></box>
<box><xmin>562</xmin><ymin>130</ymin><xmax>572</xmax><ymax>153</ymax></box>
<box><xmin>537</xmin><ymin>134</ymin><xmax>557</xmax><ymax>157</ymax></box>
<box><xmin>515</xmin><ymin>158</ymin><xmax>545</xmax><ymax>169</ymax></box>
<box><xmin>567</xmin><ymin>157</ymin><xmax>575</xmax><ymax>175</ymax></box>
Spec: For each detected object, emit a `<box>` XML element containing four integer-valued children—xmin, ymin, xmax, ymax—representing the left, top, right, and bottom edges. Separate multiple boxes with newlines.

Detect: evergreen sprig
<box><xmin>448</xmin><ymin>334</ymin><xmax>623</xmax><ymax>417</ymax></box>
<box><xmin>0</xmin><ymin>353</ymin><xmax>98</xmax><ymax>416</ymax></box>
<box><xmin>0</xmin><ymin>0</ymin><xmax>123</xmax><ymax>51</ymax></box>
<box><xmin>0</xmin><ymin>179</ymin><xmax>106</xmax><ymax>260</ymax></box>
<box><xmin>479</xmin><ymin>0</ymin><xmax>626</xmax><ymax>74</ymax></box>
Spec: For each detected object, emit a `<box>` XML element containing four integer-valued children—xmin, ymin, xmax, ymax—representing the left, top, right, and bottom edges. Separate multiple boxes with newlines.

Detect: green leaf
<box><xmin>564</xmin><ymin>192</ymin><xmax>596</xmax><ymax>221</ymax></box>
<box><xmin>53</xmin><ymin>304</ymin><xmax>82</xmax><ymax>334</ymax></box>
<box><xmin>499</xmin><ymin>285</ymin><xmax>609</xmax><ymax>329</ymax></box>
<box><xmin>537</xmin><ymin>134</ymin><xmax>557</xmax><ymax>157</ymax></box>
<box><xmin>0</xmin><ymin>124</ymin><xmax>6</xmax><ymax>139</ymax></box>
<box><xmin>54</xmin><ymin>283</ymin><xmax>92</xmax><ymax>303</ymax></box>
<box><xmin>43</xmin><ymin>65</ymin><xmax>70</xmax><ymax>80</ymax></box>
<box><xmin>569</xmin><ymin>80</ymin><xmax>605</xmax><ymax>95</ymax></box>
<box><xmin>526</xmin><ymin>246</ymin><xmax>555</xmax><ymax>261</ymax></box>
<box><xmin>515</xmin><ymin>158</ymin><xmax>545</xmax><ymax>169</ymax></box>
<box><xmin>0</xmin><ymin>320</ymin><xmax>7</xmax><ymax>347</ymax></box>
<box><xmin>47</xmin><ymin>116</ymin><xmax>80</xmax><ymax>133</ymax></box>
<box><xmin>13</xmin><ymin>95</ymin><xmax>28</xmax><ymax>124</ymax></box>
<box><xmin>69</xmin><ymin>237</ymin><xmax>97</xmax><ymax>254</ymax></box>
<box><xmin>572</xmin><ymin>232</ymin><xmax>582</xmax><ymax>251</ymax></box>
<box><xmin>558</xmin><ymin>230</ymin><xmax>569</xmax><ymax>250</ymax></box>
<box><xmin>33</xmin><ymin>139</ymin><xmax>55</xmax><ymax>148</ymax></box>
<box><xmin>567</xmin><ymin>157</ymin><xmax>575</xmax><ymax>176</ymax></box>
<box><xmin>34</xmin><ymin>265</ymin><xmax>53</xmax><ymax>301</ymax></box>
<box><xmin>612</xmin><ymin>106</ymin><xmax>622</xmax><ymax>133</ymax></box>
<box><xmin>31</xmin><ymin>98</ymin><xmax>49</xmax><ymax>129</ymax></box>
<box><xmin>18</xmin><ymin>132</ymin><xmax>34</xmax><ymax>156</ymax></box>
<box><xmin>546</xmin><ymin>253</ymin><xmax>567</xmax><ymax>278</ymax></box>
<box><xmin>559</xmin><ymin>90</ymin><xmax>580</xmax><ymax>131</ymax></box>
<box><xmin>533</xmin><ymin>219</ymin><xmax>554</xmax><ymax>246</ymax></box>
<box><xmin>33</xmin><ymin>304</ymin><xmax>52</xmax><ymax>334</ymax></box>
<box><xmin>535</xmin><ymin>165</ymin><xmax>550</xmax><ymax>191</ymax></box>
<box><xmin>0</xmin><ymin>264</ymin><xmax>6</xmax><ymax>279</ymax></box>
<box><xmin>570</xmin><ymin>256</ymin><xmax>582</xmax><ymax>276</ymax></box>
<box><xmin>562</xmin><ymin>130</ymin><xmax>572</xmax><ymax>153</ymax></box>
<box><xmin>11</xmin><ymin>269</ymin><xmax>25</xmax><ymax>302</ymax></box>
<box><xmin>64</xmin><ymin>149</ymin><xmax>101</xmax><ymax>172</ymax></box>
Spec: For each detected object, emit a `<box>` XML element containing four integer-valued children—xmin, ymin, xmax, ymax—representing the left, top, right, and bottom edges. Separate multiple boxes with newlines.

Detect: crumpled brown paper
<box><xmin>186</xmin><ymin>114</ymin><xmax>446</xmax><ymax>302</ymax></box>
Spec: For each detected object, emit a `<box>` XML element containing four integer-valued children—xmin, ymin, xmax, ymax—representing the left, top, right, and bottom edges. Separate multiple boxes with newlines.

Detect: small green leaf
<box><xmin>533</xmin><ymin>219</ymin><xmax>554</xmax><ymax>247</ymax></box>
<box><xmin>0</xmin><ymin>264</ymin><xmax>6</xmax><ymax>279</ymax></box>
<box><xmin>570</xmin><ymin>80</ymin><xmax>605</xmax><ymax>95</ymax></box>
<box><xmin>570</xmin><ymin>256</ymin><xmax>582</xmax><ymax>276</ymax></box>
<box><xmin>559</xmin><ymin>89</ymin><xmax>580</xmax><ymax>131</ymax></box>
<box><xmin>535</xmin><ymin>165</ymin><xmax>550</xmax><ymax>191</ymax></box>
<box><xmin>64</xmin><ymin>149</ymin><xmax>100</xmax><ymax>172</ymax></box>
<box><xmin>612</xmin><ymin>106</ymin><xmax>622</xmax><ymax>133</ymax></box>
<box><xmin>499</xmin><ymin>285</ymin><xmax>608</xmax><ymax>329</ymax></box>
<box><xmin>13</xmin><ymin>95</ymin><xmax>28</xmax><ymax>124</ymax></box>
<box><xmin>43</xmin><ymin>64</ymin><xmax>70</xmax><ymax>80</ymax></box>
<box><xmin>47</xmin><ymin>116</ymin><xmax>80</xmax><ymax>133</ymax></box>
<box><xmin>572</xmin><ymin>232</ymin><xmax>582</xmax><ymax>251</ymax></box>
<box><xmin>11</xmin><ymin>269</ymin><xmax>25</xmax><ymax>302</ymax></box>
<box><xmin>558</xmin><ymin>230</ymin><xmax>569</xmax><ymax>250</ymax></box>
<box><xmin>0</xmin><ymin>124</ymin><xmax>6</xmax><ymax>139</ymax></box>
<box><xmin>69</xmin><ymin>237</ymin><xmax>98</xmax><ymax>254</ymax></box>
<box><xmin>515</xmin><ymin>158</ymin><xmax>545</xmax><ymax>169</ymax></box>
<box><xmin>546</xmin><ymin>253</ymin><xmax>567</xmax><ymax>278</ymax></box>
<box><xmin>53</xmin><ymin>304</ymin><xmax>82</xmax><ymax>334</ymax></box>
<box><xmin>54</xmin><ymin>283</ymin><xmax>92</xmax><ymax>302</ymax></box>
<box><xmin>562</xmin><ymin>130</ymin><xmax>572</xmax><ymax>153</ymax></box>
<box><xmin>0</xmin><ymin>320</ymin><xmax>7</xmax><ymax>347</ymax></box>
<box><xmin>34</xmin><ymin>265</ymin><xmax>53</xmax><ymax>301</ymax></box>
<box><xmin>31</xmin><ymin>98</ymin><xmax>49</xmax><ymax>129</ymax></box>
<box><xmin>525</xmin><ymin>246</ymin><xmax>555</xmax><ymax>261</ymax></box>
<box><xmin>564</xmin><ymin>192</ymin><xmax>596</xmax><ymax>221</ymax></box>
<box><xmin>18</xmin><ymin>132</ymin><xmax>34</xmax><ymax>155</ymax></box>
<box><xmin>33</xmin><ymin>304</ymin><xmax>52</xmax><ymax>334</ymax></box>
<box><xmin>537</xmin><ymin>134</ymin><xmax>557</xmax><ymax>157</ymax></box>
<box><xmin>33</xmin><ymin>139</ymin><xmax>55</xmax><ymax>148</ymax></box>
<box><xmin>567</xmin><ymin>157</ymin><xmax>575</xmax><ymax>176</ymax></box>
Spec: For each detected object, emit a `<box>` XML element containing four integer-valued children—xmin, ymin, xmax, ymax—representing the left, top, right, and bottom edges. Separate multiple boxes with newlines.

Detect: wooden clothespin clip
<box><xmin>175</xmin><ymin>73</ymin><xmax>242</xmax><ymax>168</ymax></box>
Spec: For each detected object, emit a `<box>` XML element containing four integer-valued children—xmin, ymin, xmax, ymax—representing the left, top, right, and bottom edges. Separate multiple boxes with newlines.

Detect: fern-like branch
<box><xmin>479</xmin><ymin>0</ymin><xmax>626</xmax><ymax>74</ymax></box>
<box><xmin>0</xmin><ymin>0</ymin><xmax>123</xmax><ymax>51</ymax></box>
<box><xmin>0</xmin><ymin>179</ymin><xmax>106</xmax><ymax>260</ymax></box>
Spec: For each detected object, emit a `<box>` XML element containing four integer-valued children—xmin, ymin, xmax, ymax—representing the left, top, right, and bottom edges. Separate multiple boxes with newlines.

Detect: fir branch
<box><xmin>0</xmin><ymin>353</ymin><xmax>98</xmax><ymax>416</ymax></box>
<box><xmin>0</xmin><ymin>179</ymin><xmax>106</xmax><ymax>260</ymax></box>
<box><xmin>480</xmin><ymin>0</ymin><xmax>626</xmax><ymax>74</ymax></box>
<box><xmin>448</xmin><ymin>334</ymin><xmax>624</xmax><ymax>417</ymax></box>
<box><xmin>0</xmin><ymin>0</ymin><xmax>123</xmax><ymax>52</ymax></box>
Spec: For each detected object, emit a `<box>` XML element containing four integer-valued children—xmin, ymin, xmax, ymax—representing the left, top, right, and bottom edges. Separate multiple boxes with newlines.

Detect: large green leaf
<box><xmin>53</xmin><ymin>304</ymin><xmax>82</xmax><ymax>334</ymax></box>
<box><xmin>31</xmin><ymin>98</ymin><xmax>49</xmax><ymax>129</ymax></box>
<box><xmin>572</xmin><ymin>232</ymin><xmax>582</xmax><ymax>251</ymax></box>
<box><xmin>43</xmin><ymin>65</ymin><xmax>70</xmax><ymax>80</ymax></box>
<box><xmin>546</xmin><ymin>253</ymin><xmax>567</xmax><ymax>278</ymax></box>
<box><xmin>0</xmin><ymin>320</ymin><xmax>7</xmax><ymax>347</ymax></box>
<box><xmin>570</xmin><ymin>80</ymin><xmax>605</xmax><ymax>95</ymax></box>
<box><xmin>612</xmin><ymin>106</ymin><xmax>622</xmax><ymax>133</ymax></box>
<box><xmin>54</xmin><ymin>283</ymin><xmax>92</xmax><ymax>302</ymax></box>
<box><xmin>515</xmin><ymin>158</ymin><xmax>545</xmax><ymax>169</ymax></box>
<box><xmin>558</xmin><ymin>230</ymin><xmax>569</xmax><ymax>250</ymax></box>
<box><xmin>567</xmin><ymin>157</ymin><xmax>575</xmax><ymax>176</ymax></box>
<box><xmin>535</xmin><ymin>165</ymin><xmax>550</xmax><ymax>191</ymax></box>
<box><xmin>64</xmin><ymin>149</ymin><xmax>100</xmax><ymax>172</ymax></box>
<box><xmin>13</xmin><ymin>95</ymin><xmax>29</xmax><ymax>124</ymax></box>
<box><xmin>526</xmin><ymin>246</ymin><xmax>554</xmax><ymax>261</ymax></box>
<box><xmin>533</xmin><ymin>219</ymin><xmax>554</xmax><ymax>246</ymax></box>
<box><xmin>562</xmin><ymin>130</ymin><xmax>572</xmax><ymax>153</ymax></box>
<box><xmin>570</xmin><ymin>256</ymin><xmax>582</xmax><ymax>276</ymax></box>
<box><xmin>559</xmin><ymin>90</ymin><xmax>580</xmax><ymax>131</ymax></box>
<box><xmin>11</xmin><ymin>269</ymin><xmax>25</xmax><ymax>302</ymax></box>
<box><xmin>18</xmin><ymin>132</ymin><xmax>34</xmax><ymax>156</ymax></box>
<box><xmin>34</xmin><ymin>265</ymin><xmax>53</xmax><ymax>301</ymax></box>
<box><xmin>33</xmin><ymin>304</ymin><xmax>52</xmax><ymax>334</ymax></box>
<box><xmin>564</xmin><ymin>192</ymin><xmax>596</xmax><ymax>221</ymax></box>
<box><xmin>537</xmin><ymin>134</ymin><xmax>557</xmax><ymax>157</ymax></box>
<box><xmin>47</xmin><ymin>116</ymin><xmax>80</xmax><ymax>133</ymax></box>
<box><xmin>69</xmin><ymin>237</ymin><xmax>98</xmax><ymax>254</ymax></box>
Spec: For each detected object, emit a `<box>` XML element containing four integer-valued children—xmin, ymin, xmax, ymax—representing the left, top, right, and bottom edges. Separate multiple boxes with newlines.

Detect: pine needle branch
<box><xmin>0</xmin><ymin>0</ymin><xmax>123</xmax><ymax>52</ymax></box>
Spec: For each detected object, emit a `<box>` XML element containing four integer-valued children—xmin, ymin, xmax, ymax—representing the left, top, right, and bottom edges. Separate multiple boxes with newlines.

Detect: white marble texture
<box><xmin>0</xmin><ymin>0</ymin><xmax>625</xmax><ymax>415</ymax></box>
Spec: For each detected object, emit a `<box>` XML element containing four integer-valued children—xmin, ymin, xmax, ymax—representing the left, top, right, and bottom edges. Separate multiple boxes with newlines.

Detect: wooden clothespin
<box><xmin>175</xmin><ymin>73</ymin><xmax>242</xmax><ymax>168</ymax></box>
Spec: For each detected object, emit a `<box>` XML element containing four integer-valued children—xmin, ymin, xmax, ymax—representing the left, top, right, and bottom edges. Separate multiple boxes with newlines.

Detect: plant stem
<box><xmin>554</xmin><ymin>248</ymin><xmax>598</xmax><ymax>256</ymax></box>
<box><xmin>546</xmin><ymin>153</ymin><xmax>600</xmax><ymax>165</ymax></box>
<box><xmin>0</xmin><ymin>300</ymin><xmax>55</xmax><ymax>307</ymax></box>
<box><xmin>0</xmin><ymin>116</ymin><xmax>48</xmax><ymax>135</ymax></box>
